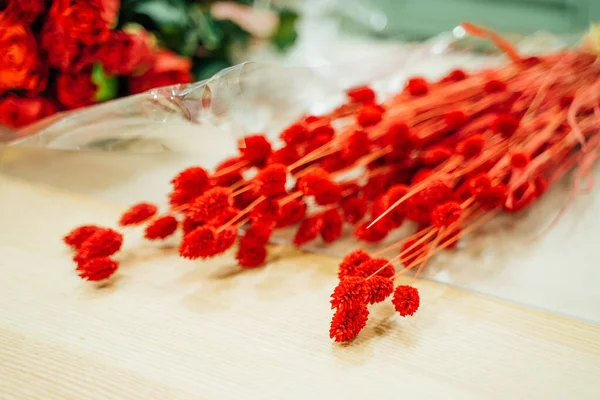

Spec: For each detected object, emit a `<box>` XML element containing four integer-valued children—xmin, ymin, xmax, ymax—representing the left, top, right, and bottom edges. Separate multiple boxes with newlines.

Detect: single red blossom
<box><xmin>298</xmin><ymin>168</ymin><xmax>329</xmax><ymax>196</ymax></box>
<box><xmin>144</xmin><ymin>216</ymin><xmax>178</xmax><ymax>240</ymax></box>
<box><xmin>56</xmin><ymin>72</ymin><xmax>97</xmax><ymax>109</ymax></box>
<box><xmin>405</xmin><ymin>181</ymin><xmax>452</xmax><ymax>223</ymax></box>
<box><xmin>234</xmin><ymin>184</ymin><xmax>261</xmax><ymax>210</ymax></box>
<box><xmin>477</xmin><ymin>183</ymin><xmax>508</xmax><ymax>210</ymax></box>
<box><xmin>53</xmin><ymin>0</ymin><xmax>118</xmax><ymax>45</ymax></box>
<box><xmin>214</xmin><ymin>157</ymin><xmax>244</xmax><ymax>187</ymax></box>
<box><xmin>356</xmin><ymin>258</ymin><xmax>395</xmax><ymax>279</ymax></box>
<box><xmin>242</xmin><ymin>223</ymin><xmax>273</xmax><ymax>246</ymax></box>
<box><xmin>236</xmin><ymin>240</ymin><xmax>267</xmax><ymax>268</ymax></box>
<box><xmin>330</xmin><ymin>277</ymin><xmax>367</xmax><ymax>309</ymax></box>
<box><xmin>238</xmin><ymin>134</ymin><xmax>272</xmax><ymax>165</ymax></box>
<box><xmin>338</xmin><ymin>249</ymin><xmax>372</xmax><ymax>280</ymax></box>
<box><xmin>40</xmin><ymin>21</ymin><xmax>79</xmax><ymax>72</ymax></box>
<box><xmin>484</xmin><ymin>79</ymin><xmax>507</xmax><ymax>93</ymax></box>
<box><xmin>329</xmin><ymin>303</ymin><xmax>370</xmax><ymax>342</ymax></box>
<box><xmin>364</xmin><ymin>276</ymin><xmax>394</xmax><ymax>304</ymax></box>
<box><xmin>492</xmin><ymin>114</ymin><xmax>520</xmax><ymax>137</ymax></box>
<box><xmin>510</xmin><ymin>152</ymin><xmax>530</xmax><ymax>169</ymax></box>
<box><xmin>250</xmin><ymin>198</ymin><xmax>281</xmax><ymax>224</ymax></box>
<box><xmin>342</xmin><ymin>197</ymin><xmax>368</xmax><ymax>224</ymax></box>
<box><xmin>468</xmin><ymin>173</ymin><xmax>492</xmax><ymax>196</ymax></box>
<box><xmin>293</xmin><ymin>213</ymin><xmax>324</xmax><ymax>246</ymax></box>
<box><xmin>392</xmin><ymin>285</ymin><xmax>420</xmax><ymax>317</ymax></box>
<box><xmin>308</xmin><ymin>123</ymin><xmax>335</xmax><ymax>140</ymax></box>
<box><xmin>444</xmin><ymin>110</ymin><xmax>468</xmax><ymax>130</ymax></box>
<box><xmin>1</xmin><ymin>0</ymin><xmax>45</xmax><ymax>24</ymax></box>
<box><xmin>169</xmin><ymin>166</ymin><xmax>211</xmax><ymax>207</ymax></box>
<box><xmin>343</xmin><ymin>130</ymin><xmax>371</xmax><ymax>161</ymax></box>
<box><xmin>406</xmin><ymin>77</ymin><xmax>429</xmax><ymax>96</ymax></box>
<box><xmin>187</xmin><ymin>187</ymin><xmax>233</xmax><ymax>223</ymax></box>
<box><xmin>454</xmin><ymin>180</ymin><xmax>472</xmax><ymax>203</ymax></box>
<box><xmin>280</xmin><ymin>122</ymin><xmax>307</xmax><ymax>145</ymax></box>
<box><xmin>313</xmin><ymin>180</ymin><xmax>343</xmax><ymax>205</ymax></box>
<box><xmin>269</xmin><ymin>145</ymin><xmax>300</xmax><ymax>166</ymax></box>
<box><xmin>386</xmin><ymin>184</ymin><xmax>409</xmax><ymax>203</ymax></box>
<box><xmin>179</xmin><ymin>225</ymin><xmax>217</xmax><ymax>259</ymax></box>
<box><xmin>354</xmin><ymin>220</ymin><xmax>389</xmax><ymax>243</ymax></box>
<box><xmin>303</xmin><ymin>115</ymin><xmax>320</xmax><ymax>124</ymax></box>
<box><xmin>456</xmin><ymin>134</ymin><xmax>485</xmax><ymax>159</ymax></box>
<box><xmin>77</xmin><ymin>228</ymin><xmax>123</xmax><ymax>259</ymax></box>
<box><xmin>320</xmin><ymin>152</ymin><xmax>349</xmax><ymax>172</ymax></box>
<box><xmin>411</xmin><ymin>169</ymin><xmax>434</xmax><ymax>185</ymax></box>
<box><xmin>441</xmin><ymin>69</ymin><xmax>468</xmax><ymax>82</ymax></box>
<box><xmin>63</xmin><ymin>225</ymin><xmax>102</xmax><ymax>250</ymax></box>
<box><xmin>255</xmin><ymin>163</ymin><xmax>288</xmax><ymax>197</ymax></box>
<box><xmin>357</xmin><ymin>104</ymin><xmax>384</xmax><ymax>127</ymax></box>
<box><xmin>182</xmin><ymin>216</ymin><xmax>203</xmax><ymax>235</ymax></box>
<box><xmin>362</xmin><ymin>174</ymin><xmax>390</xmax><ymax>200</ymax></box>
<box><xmin>119</xmin><ymin>202</ymin><xmax>158</xmax><ymax>226</ymax></box>
<box><xmin>214</xmin><ymin>226</ymin><xmax>238</xmax><ymax>255</ymax></box>
<box><xmin>78</xmin><ymin>257</ymin><xmax>119</xmax><ymax>282</ymax></box>
<box><xmin>96</xmin><ymin>29</ymin><xmax>155</xmax><ymax>76</ymax></box>
<box><xmin>205</xmin><ymin>206</ymin><xmax>239</xmax><ymax>227</ymax></box>
<box><xmin>422</xmin><ymin>145</ymin><xmax>453</xmax><ymax>167</ymax></box>
<box><xmin>0</xmin><ymin>20</ymin><xmax>41</xmax><ymax>93</ymax></box>
<box><xmin>346</xmin><ymin>85</ymin><xmax>376</xmax><ymax>103</ymax></box>
<box><xmin>431</xmin><ymin>202</ymin><xmax>462</xmax><ymax>228</ymax></box>
<box><xmin>321</xmin><ymin>209</ymin><xmax>343</xmax><ymax>243</ymax></box>
<box><xmin>0</xmin><ymin>95</ymin><xmax>58</xmax><ymax>129</ymax></box>
<box><xmin>276</xmin><ymin>199</ymin><xmax>307</xmax><ymax>227</ymax></box>
<box><xmin>400</xmin><ymin>238</ymin><xmax>427</xmax><ymax>266</ymax></box>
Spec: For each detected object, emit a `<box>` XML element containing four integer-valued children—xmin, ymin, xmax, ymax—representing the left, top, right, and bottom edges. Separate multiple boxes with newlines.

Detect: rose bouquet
<box><xmin>0</xmin><ymin>0</ymin><xmax>298</xmax><ymax>129</ymax></box>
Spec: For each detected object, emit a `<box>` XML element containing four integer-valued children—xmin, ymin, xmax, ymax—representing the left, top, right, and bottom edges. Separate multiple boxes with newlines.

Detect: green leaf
<box><xmin>271</xmin><ymin>9</ymin><xmax>299</xmax><ymax>51</ymax></box>
<box><xmin>92</xmin><ymin>64</ymin><xmax>118</xmax><ymax>102</ymax></box>
<box><xmin>193</xmin><ymin>58</ymin><xmax>232</xmax><ymax>81</ymax></box>
<box><xmin>189</xmin><ymin>5</ymin><xmax>224</xmax><ymax>51</ymax></box>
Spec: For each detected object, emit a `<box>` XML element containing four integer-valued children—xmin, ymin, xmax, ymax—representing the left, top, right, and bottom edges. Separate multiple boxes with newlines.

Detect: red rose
<box><xmin>129</xmin><ymin>50</ymin><xmax>193</xmax><ymax>94</ymax></box>
<box><xmin>57</xmin><ymin>72</ymin><xmax>98</xmax><ymax>109</ymax></box>
<box><xmin>41</xmin><ymin>21</ymin><xmax>80</xmax><ymax>71</ymax></box>
<box><xmin>0</xmin><ymin>0</ymin><xmax>45</xmax><ymax>24</ymax></box>
<box><xmin>0</xmin><ymin>20</ymin><xmax>40</xmax><ymax>93</ymax></box>
<box><xmin>0</xmin><ymin>94</ymin><xmax>58</xmax><ymax>129</ymax></box>
<box><xmin>53</xmin><ymin>0</ymin><xmax>119</xmax><ymax>45</ymax></box>
<box><xmin>97</xmin><ymin>29</ymin><xmax>155</xmax><ymax>76</ymax></box>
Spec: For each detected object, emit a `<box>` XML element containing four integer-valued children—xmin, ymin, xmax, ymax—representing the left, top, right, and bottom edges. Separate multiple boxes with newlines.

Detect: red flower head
<box><xmin>40</xmin><ymin>21</ymin><xmax>79</xmax><ymax>72</ymax></box>
<box><xmin>236</xmin><ymin>240</ymin><xmax>267</xmax><ymax>268</ymax></box>
<box><xmin>78</xmin><ymin>257</ymin><xmax>119</xmax><ymax>281</ymax></box>
<box><xmin>144</xmin><ymin>216</ymin><xmax>178</xmax><ymax>240</ymax></box>
<box><xmin>214</xmin><ymin>157</ymin><xmax>244</xmax><ymax>187</ymax></box>
<box><xmin>343</xmin><ymin>130</ymin><xmax>371</xmax><ymax>161</ymax></box>
<box><xmin>484</xmin><ymin>79</ymin><xmax>507</xmax><ymax>93</ymax></box>
<box><xmin>238</xmin><ymin>134</ymin><xmax>272</xmax><ymax>166</ymax></box>
<box><xmin>411</xmin><ymin>169</ymin><xmax>434</xmax><ymax>185</ymax></box>
<box><xmin>468</xmin><ymin>173</ymin><xmax>492</xmax><ymax>196</ymax></box>
<box><xmin>119</xmin><ymin>202</ymin><xmax>158</xmax><ymax>226</ymax></box>
<box><xmin>242</xmin><ymin>223</ymin><xmax>273</xmax><ymax>246</ymax></box>
<box><xmin>405</xmin><ymin>181</ymin><xmax>452</xmax><ymax>223</ymax></box>
<box><xmin>443</xmin><ymin>110</ymin><xmax>468</xmax><ymax>130</ymax></box>
<box><xmin>187</xmin><ymin>187</ymin><xmax>233</xmax><ymax>224</ymax></box>
<box><xmin>456</xmin><ymin>134</ymin><xmax>485</xmax><ymax>159</ymax></box>
<box><xmin>422</xmin><ymin>145</ymin><xmax>453</xmax><ymax>167</ymax></box>
<box><xmin>52</xmin><ymin>0</ymin><xmax>119</xmax><ymax>45</ymax></box>
<box><xmin>341</xmin><ymin>197</ymin><xmax>368</xmax><ymax>225</ymax></box>
<box><xmin>169</xmin><ymin>167</ymin><xmax>212</xmax><ymax>208</ymax></box>
<box><xmin>280</xmin><ymin>122</ymin><xmax>307</xmax><ymax>145</ymax></box>
<box><xmin>276</xmin><ymin>199</ymin><xmax>306</xmax><ymax>227</ymax></box>
<box><xmin>353</xmin><ymin>220</ymin><xmax>389</xmax><ymax>243</ymax></box>
<box><xmin>330</xmin><ymin>277</ymin><xmax>366</xmax><ymax>309</ymax></box>
<box><xmin>56</xmin><ymin>72</ymin><xmax>97</xmax><ymax>109</ymax></box>
<box><xmin>179</xmin><ymin>226</ymin><xmax>217</xmax><ymax>259</ymax></box>
<box><xmin>0</xmin><ymin>20</ymin><xmax>40</xmax><ymax>93</ymax></box>
<box><xmin>293</xmin><ymin>213</ymin><xmax>324</xmax><ymax>246</ymax></box>
<box><xmin>476</xmin><ymin>183</ymin><xmax>508</xmax><ymax>210</ymax></box>
<box><xmin>392</xmin><ymin>285</ymin><xmax>420</xmax><ymax>317</ymax></box>
<box><xmin>129</xmin><ymin>50</ymin><xmax>193</xmax><ymax>94</ymax></box>
<box><xmin>510</xmin><ymin>152</ymin><xmax>530</xmax><ymax>169</ymax></box>
<box><xmin>269</xmin><ymin>145</ymin><xmax>300</xmax><ymax>166</ymax></box>
<box><xmin>364</xmin><ymin>276</ymin><xmax>394</xmax><ymax>304</ymax></box>
<box><xmin>406</xmin><ymin>77</ymin><xmax>429</xmax><ymax>96</ymax></box>
<box><xmin>492</xmin><ymin>114</ymin><xmax>520</xmax><ymax>137</ymax></box>
<box><xmin>297</xmin><ymin>168</ymin><xmax>330</xmax><ymax>196</ymax></box>
<box><xmin>383</xmin><ymin>122</ymin><xmax>414</xmax><ymax>154</ymax></box>
<box><xmin>255</xmin><ymin>163</ymin><xmax>288</xmax><ymax>197</ymax></box>
<box><xmin>0</xmin><ymin>95</ymin><xmax>57</xmax><ymax>129</ymax></box>
<box><xmin>1</xmin><ymin>0</ymin><xmax>45</xmax><ymax>24</ymax></box>
<box><xmin>329</xmin><ymin>304</ymin><xmax>369</xmax><ymax>342</ymax></box>
<box><xmin>96</xmin><ymin>29</ymin><xmax>155</xmax><ymax>76</ymax></box>
<box><xmin>63</xmin><ymin>224</ymin><xmax>102</xmax><ymax>250</ymax></box>
<box><xmin>313</xmin><ymin>179</ymin><xmax>343</xmax><ymax>206</ymax></box>
<box><xmin>441</xmin><ymin>69</ymin><xmax>468</xmax><ymax>83</ymax></box>
<box><xmin>214</xmin><ymin>226</ymin><xmax>238</xmax><ymax>255</ymax></box>
<box><xmin>250</xmin><ymin>198</ymin><xmax>281</xmax><ymax>224</ymax></box>
<box><xmin>357</xmin><ymin>103</ymin><xmax>384</xmax><ymax>127</ymax></box>
<box><xmin>431</xmin><ymin>201</ymin><xmax>462</xmax><ymax>228</ymax></box>
<box><xmin>77</xmin><ymin>228</ymin><xmax>123</xmax><ymax>259</ymax></box>
<box><xmin>321</xmin><ymin>209</ymin><xmax>343</xmax><ymax>243</ymax></box>
<box><xmin>182</xmin><ymin>216</ymin><xmax>203</xmax><ymax>235</ymax></box>
<box><xmin>338</xmin><ymin>249</ymin><xmax>372</xmax><ymax>280</ymax></box>
<box><xmin>346</xmin><ymin>85</ymin><xmax>376</xmax><ymax>103</ymax></box>
<box><xmin>356</xmin><ymin>258</ymin><xmax>395</xmax><ymax>279</ymax></box>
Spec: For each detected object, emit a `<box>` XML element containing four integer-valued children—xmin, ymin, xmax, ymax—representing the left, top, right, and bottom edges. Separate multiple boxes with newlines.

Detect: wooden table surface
<box><xmin>2</xmin><ymin>173</ymin><xmax>600</xmax><ymax>399</ymax></box>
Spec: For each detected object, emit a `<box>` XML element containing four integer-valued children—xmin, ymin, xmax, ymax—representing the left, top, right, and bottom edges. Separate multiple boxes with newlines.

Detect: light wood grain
<box><xmin>1</xmin><ymin>174</ymin><xmax>600</xmax><ymax>400</ymax></box>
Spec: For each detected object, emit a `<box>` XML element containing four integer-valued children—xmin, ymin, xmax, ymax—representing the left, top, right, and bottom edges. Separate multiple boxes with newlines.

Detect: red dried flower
<box><xmin>330</xmin><ymin>277</ymin><xmax>367</xmax><ymax>309</ymax></box>
<box><xmin>510</xmin><ymin>152</ymin><xmax>530</xmax><ymax>169</ymax></box>
<box><xmin>329</xmin><ymin>304</ymin><xmax>370</xmax><ymax>342</ymax></box>
<box><xmin>144</xmin><ymin>216</ymin><xmax>178</xmax><ymax>240</ymax></box>
<box><xmin>179</xmin><ymin>226</ymin><xmax>217</xmax><ymax>259</ymax></box>
<box><xmin>280</xmin><ymin>122</ymin><xmax>307</xmax><ymax>145</ymax></box>
<box><xmin>293</xmin><ymin>214</ymin><xmax>324</xmax><ymax>246</ymax></box>
<box><xmin>250</xmin><ymin>198</ymin><xmax>281</xmax><ymax>224</ymax></box>
<box><xmin>422</xmin><ymin>145</ymin><xmax>453</xmax><ymax>167</ymax></box>
<box><xmin>214</xmin><ymin>157</ymin><xmax>244</xmax><ymax>187</ymax></box>
<box><xmin>276</xmin><ymin>199</ymin><xmax>307</xmax><ymax>227</ymax></box>
<box><xmin>1</xmin><ymin>0</ymin><xmax>45</xmax><ymax>24</ymax></box>
<box><xmin>214</xmin><ymin>227</ymin><xmax>238</xmax><ymax>255</ymax></box>
<box><xmin>484</xmin><ymin>79</ymin><xmax>507</xmax><ymax>93</ymax></box>
<box><xmin>357</xmin><ymin>104</ymin><xmax>384</xmax><ymax>127</ymax></box>
<box><xmin>346</xmin><ymin>85</ymin><xmax>376</xmax><ymax>103</ymax></box>
<box><xmin>405</xmin><ymin>181</ymin><xmax>452</xmax><ymax>223</ymax></box>
<box><xmin>492</xmin><ymin>114</ymin><xmax>520</xmax><ymax>137</ymax></box>
<box><xmin>468</xmin><ymin>173</ymin><xmax>492</xmax><ymax>196</ymax></box>
<box><xmin>383</xmin><ymin>122</ymin><xmax>414</xmax><ymax>154</ymax></box>
<box><xmin>78</xmin><ymin>228</ymin><xmax>123</xmax><ymax>259</ymax></box>
<box><xmin>411</xmin><ymin>169</ymin><xmax>434</xmax><ymax>185</ymax></box>
<box><xmin>313</xmin><ymin>180</ymin><xmax>343</xmax><ymax>206</ymax></box>
<box><xmin>364</xmin><ymin>276</ymin><xmax>394</xmax><ymax>304</ymax></box>
<box><xmin>406</xmin><ymin>77</ymin><xmax>429</xmax><ymax>96</ymax></box>
<box><xmin>78</xmin><ymin>257</ymin><xmax>119</xmax><ymax>282</ymax></box>
<box><xmin>444</xmin><ymin>110</ymin><xmax>468</xmax><ymax>130</ymax></box>
<box><xmin>476</xmin><ymin>183</ymin><xmax>508</xmax><ymax>210</ymax></box>
<box><xmin>119</xmin><ymin>202</ymin><xmax>158</xmax><ymax>226</ymax></box>
<box><xmin>442</xmin><ymin>69</ymin><xmax>468</xmax><ymax>82</ymax></box>
<box><xmin>356</xmin><ymin>258</ymin><xmax>395</xmax><ymax>279</ymax></box>
<box><xmin>182</xmin><ymin>216</ymin><xmax>203</xmax><ymax>235</ymax></box>
<box><xmin>255</xmin><ymin>163</ymin><xmax>288</xmax><ymax>197</ymax></box>
<box><xmin>431</xmin><ymin>202</ymin><xmax>462</xmax><ymax>228</ymax></box>
<box><xmin>269</xmin><ymin>145</ymin><xmax>300</xmax><ymax>166</ymax></box>
<box><xmin>342</xmin><ymin>197</ymin><xmax>368</xmax><ymax>224</ymax></box>
<box><xmin>239</xmin><ymin>134</ymin><xmax>272</xmax><ymax>165</ymax></box>
<box><xmin>308</xmin><ymin>123</ymin><xmax>335</xmax><ymax>140</ymax></box>
<box><xmin>321</xmin><ymin>209</ymin><xmax>343</xmax><ymax>243</ymax></box>
<box><xmin>457</xmin><ymin>134</ymin><xmax>485</xmax><ymax>159</ymax></box>
<box><xmin>242</xmin><ymin>223</ymin><xmax>273</xmax><ymax>246</ymax></box>
<box><xmin>343</xmin><ymin>130</ymin><xmax>371</xmax><ymax>161</ymax></box>
<box><xmin>297</xmin><ymin>168</ymin><xmax>330</xmax><ymax>196</ymax></box>
<box><xmin>63</xmin><ymin>225</ymin><xmax>102</xmax><ymax>250</ymax></box>
<box><xmin>392</xmin><ymin>285</ymin><xmax>420</xmax><ymax>317</ymax></box>
<box><xmin>169</xmin><ymin>167</ymin><xmax>211</xmax><ymax>207</ymax></box>
<box><xmin>338</xmin><ymin>249</ymin><xmax>372</xmax><ymax>280</ymax></box>
<box><xmin>354</xmin><ymin>220</ymin><xmax>389</xmax><ymax>243</ymax></box>
<box><xmin>236</xmin><ymin>240</ymin><xmax>267</xmax><ymax>268</ymax></box>
<box><xmin>187</xmin><ymin>187</ymin><xmax>233</xmax><ymax>223</ymax></box>
<box><xmin>387</xmin><ymin>184</ymin><xmax>409</xmax><ymax>203</ymax></box>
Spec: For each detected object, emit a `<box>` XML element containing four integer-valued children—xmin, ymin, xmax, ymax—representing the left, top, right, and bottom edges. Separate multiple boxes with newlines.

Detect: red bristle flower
<box><xmin>280</xmin><ymin>122</ymin><xmax>307</xmax><ymax>145</ymax></box>
<box><xmin>329</xmin><ymin>304</ymin><xmax>370</xmax><ymax>342</ymax></box>
<box><xmin>330</xmin><ymin>277</ymin><xmax>367</xmax><ymax>309</ymax></box>
<box><xmin>269</xmin><ymin>145</ymin><xmax>300</xmax><ymax>166</ymax></box>
<box><xmin>431</xmin><ymin>202</ymin><xmax>462</xmax><ymax>228</ymax></box>
<box><xmin>346</xmin><ymin>85</ymin><xmax>376</xmax><ymax>103</ymax></box>
<box><xmin>400</xmin><ymin>239</ymin><xmax>427</xmax><ymax>266</ymax></box>
<box><xmin>468</xmin><ymin>173</ymin><xmax>492</xmax><ymax>196</ymax></box>
<box><xmin>343</xmin><ymin>130</ymin><xmax>371</xmax><ymax>161</ymax></box>
<box><xmin>442</xmin><ymin>69</ymin><xmax>468</xmax><ymax>82</ymax></box>
<box><xmin>293</xmin><ymin>213</ymin><xmax>324</xmax><ymax>246</ymax></box>
<box><xmin>411</xmin><ymin>169</ymin><xmax>434</xmax><ymax>184</ymax></box>
<box><xmin>187</xmin><ymin>187</ymin><xmax>233</xmax><ymax>223</ymax></box>
<box><xmin>304</xmin><ymin>115</ymin><xmax>320</xmax><ymax>124</ymax></box>
<box><xmin>169</xmin><ymin>167</ymin><xmax>211</xmax><ymax>207</ymax></box>
<box><xmin>387</xmin><ymin>184</ymin><xmax>409</xmax><ymax>203</ymax></box>
<box><xmin>250</xmin><ymin>198</ymin><xmax>281</xmax><ymax>224</ymax></box>
<box><xmin>422</xmin><ymin>145</ymin><xmax>453</xmax><ymax>167</ymax></box>
<box><xmin>308</xmin><ymin>123</ymin><xmax>335</xmax><ymax>140</ymax></box>
<box><xmin>313</xmin><ymin>180</ymin><xmax>343</xmax><ymax>206</ymax></box>
<box><xmin>179</xmin><ymin>226</ymin><xmax>217</xmax><ymax>259</ymax></box>
<box><xmin>78</xmin><ymin>257</ymin><xmax>119</xmax><ymax>282</ymax></box>
<box><xmin>444</xmin><ymin>110</ymin><xmax>468</xmax><ymax>130</ymax></box>
<box><xmin>362</xmin><ymin>174</ymin><xmax>390</xmax><ymax>200</ymax></box>
<box><xmin>78</xmin><ymin>228</ymin><xmax>123</xmax><ymax>259</ymax></box>
<box><xmin>383</xmin><ymin>122</ymin><xmax>414</xmax><ymax>154</ymax></box>
<box><xmin>476</xmin><ymin>183</ymin><xmax>508</xmax><ymax>210</ymax></box>
<box><xmin>510</xmin><ymin>152</ymin><xmax>530</xmax><ymax>169</ymax></box>
<box><xmin>119</xmin><ymin>202</ymin><xmax>158</xmax><ymax>226</ymax></box>
<box><xmin>182</xmin><ymin>216</ymin><xmax>203</xmax><ymax>235</ymax></box>
<box><xmin>144</xmin><ymin>215</ymin><xmax>178</xmax><ymax>240</ymax></box>
<box><xmin>338</xmin><ymin>249</ymin><xmax>372</xmax><ymax>280</ymax></box>
<box><xmin>238</xmin><ymin>134</ymin><xmax>272</xmax><ymax>165</ymax></box>
<box><xmin>277</xmin><ymin>199</ymin><xmax>307</xmax><ymax>227</ymax></box>
<box><xmin>297</xmin><ymin>168</ymin><xmax>330</xmax><ymax>196</ymax></box>
<box><xmin>484</xmin><ymin>79</ymin><xmax>507</xmax><ymax>93</ymax></box>
<box><xmin>364</xmin><ymin>276</ymin><xmax>394</xmax><ymax>304</ymax></box>
<box><xmin>492</xmin><ymin>114</ymin><xmax>520</xmax><ymax>137</ymax></box>
<box><xmin>214</xmin><ymin>157</ymin><xmax>244</xmax><ymax>187</ymax></box>
<box><xmin>405</xmin><ymin>181</ymin><xmax>452</xmax><ymax>223</ymax></box>
<box><xmin>255</xmin><ymin>163</ymin><xmax>288</xmax><ymax>197</ymax></box>
<box><xmin>392</xmin><ymin>285</ymin><xmax>420</xmax><ymax>317</ymax></box>
<box><xmin>321</xmin><ymin>209</ymin><xmax>343</xmax><ymax>243</ymax></box>
<box><xmin>406</xmin><ymin>77</ymin><xmax>429</xmax><ymax>96</ymax></box>
<box><xmin>354</xmin><ymin>220</ymin><xmax>389</xmax><ymax>243</ymax></box>
<box><xmin>243</xmin><ymin>223</ymin><xmax>273</xmax><ymax>246</ymax></box>
<box><xmin>206</xmin><ymin>207</ymin><xmax>239</xmax><ymax>227</ymax></box>
<box><xmin>457</xmin><ymin>134</ymin><xmax>485</xmax><ymax>159</ymax></box>
<box><xmin>214</xmin><ymin>226</ymin><xmax>238</xmax><ymax>255</ymax></box>
<box><xmin>236</xmin><ymin>240</ymin><xmax>267</xmax><ymax>268</ymax></box>
<box><xmin>63</xmin><ymin>225</ymin><xmax>101</xmax><ymax>250</ymax></box>
<box><xmin>357</xmin><ymin>104</ymin><xmax>384</xmax><ymax>127</ymax></box>
<box><xmin>342</xmin><ymin>197</ymin><xmax>368</xmax><ymax>224</ymax></box>
<box><xmin>234</xmin><ymin>184</ymin><xmax>261</xmax><ymax>210</ymax></box>
<box><xmin>356</xmin><ymin>258</ymin><xmax>395</xmax><ymax>279</ymax></box>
